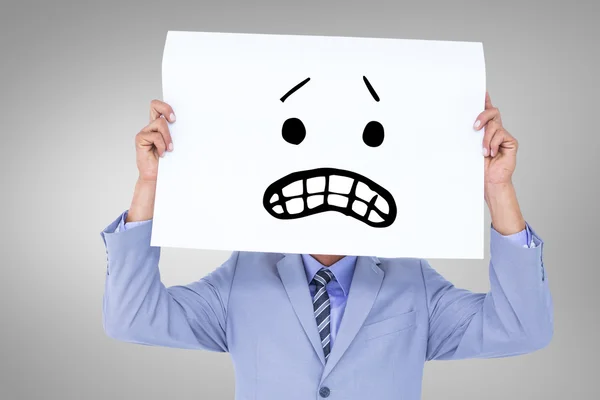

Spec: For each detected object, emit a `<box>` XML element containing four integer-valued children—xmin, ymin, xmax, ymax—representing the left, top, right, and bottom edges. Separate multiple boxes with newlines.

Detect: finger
<box><xmin>149</xmin><ymin>99</ymin><xmax>176</xmax><ymax>123</ymax></box>
<box><xmin>474</xmin><ymin>107</ymin><xmax>500</xmax><ymax>130</ymax></box>
<box><xmin>485</xmin><ymin>92</ymin><xmax>493</xmax><ymax>109</ymax></box>
<box><xmin>482</xmin><ymin>120</ymin><xmax>501</xmax><ymax>157</ymax></box>
<box><xmin>144</xmin><ymin>117</ymin><xmax>173</xmax><ymax>152</ymax></box>
<box><xmin>489</xmin><ymin>129</ymin><xmax>506</xmax><ymax>157</ymax></box>
<box><xmin>142</xmin><ymin>118</ymin><xmax>173</xmax><ymax>157</ymax></box>
<box><xmin>137</xmin><ymin>130</ymin><xmax>167</xmax><ymax>157</ymax></box>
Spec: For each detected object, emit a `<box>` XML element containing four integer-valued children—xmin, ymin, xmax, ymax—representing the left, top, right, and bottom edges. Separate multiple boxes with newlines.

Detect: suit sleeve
<box><xmin>423</xmin><ymin>224</ymin><xmax>553</xmax><ymax>361</ymax></box>
<box><xmin>100</xmin><ymin>211</ymin><xmax>238</xmax><ymax>352</ymax></box>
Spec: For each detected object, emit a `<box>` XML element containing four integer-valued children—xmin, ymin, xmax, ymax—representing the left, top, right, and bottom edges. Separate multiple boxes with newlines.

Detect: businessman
<box><xmin>101</xmin><ymin>94</ymin><xmax>553</xmax><ymax>400</ymax></box>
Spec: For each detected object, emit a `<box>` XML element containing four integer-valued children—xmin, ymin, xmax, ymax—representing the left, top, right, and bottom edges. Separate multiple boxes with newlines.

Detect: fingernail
<box><xmin>170</xmin><ymin>113</ymin><xmax>176</xmax><ymax>122</ymax></box>
<box><xmin>474</xmin><ymin>120</ymin><xmax>481</xmax><ymax>129</ymax></box>
<box><xmin>482</xmin><ymin>147</ymin><xmax>488</xmax><ymax>156</ymax></box>
<box><xmin>490</xmin><ymin>149</ymin><xmax>495</xmax><ymax>157</ymax></box>
<box><xmin>161</xmin><ymin>151</ymin><xmax>166</xmax><ymax>158</ymax></box>
<box><xmin>168</xmin><ymin>142</ymin><xmax>174</xmax><ymax>151</ymax></box>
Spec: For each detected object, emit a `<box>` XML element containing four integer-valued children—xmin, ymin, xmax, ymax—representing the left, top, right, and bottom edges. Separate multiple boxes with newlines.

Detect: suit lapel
<box><xmin>276</xmin><ymin>253</ymin><xmax>326</xmax><ymax>365</ymax></box>
<box><xmin>321</xmin><ymin>256</ymin><xmax>384</xmax><ymax>381</ymax></box>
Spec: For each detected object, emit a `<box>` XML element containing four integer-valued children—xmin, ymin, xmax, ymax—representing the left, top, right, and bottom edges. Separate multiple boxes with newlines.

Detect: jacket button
<box><xmin>319</xmin><ymin>387</ymin><xmax>330</xmax><ymax>398</ymax></box>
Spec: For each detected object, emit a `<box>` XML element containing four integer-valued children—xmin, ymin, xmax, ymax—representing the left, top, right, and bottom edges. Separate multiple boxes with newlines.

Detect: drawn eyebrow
<box><xmin>280</xmin><ymin>77</ymin><xmax>311</xmax><ymax>102</ymax></box>
<box><xmin>363</xmin><ymin>76</ymin><xmax>380</xmax><ymax>102</ymax></box>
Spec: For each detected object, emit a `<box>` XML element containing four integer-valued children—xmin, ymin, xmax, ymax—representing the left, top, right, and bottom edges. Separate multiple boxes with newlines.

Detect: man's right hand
<box><xmin>135</xmin><ymin>100</ymin><xmax>175</xmax><ymax>182</ymax></box>
<box><xmin>125</xmin><ymin>100</ymin><xmax>175</xmax><ymax>223</ymax></box>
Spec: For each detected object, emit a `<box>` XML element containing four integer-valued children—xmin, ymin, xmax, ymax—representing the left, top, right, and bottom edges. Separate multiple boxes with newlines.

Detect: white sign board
<box><xmin>152</xmin><ymin>31</ymin><xmax>486</xmax><ymax>258</ymax></box>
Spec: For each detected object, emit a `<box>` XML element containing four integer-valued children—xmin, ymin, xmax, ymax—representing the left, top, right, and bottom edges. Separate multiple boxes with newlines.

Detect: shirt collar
<box><xmin>301</xmin><ymin>254</ymin><xmax>357</xmax><ymax>296</ymax></box>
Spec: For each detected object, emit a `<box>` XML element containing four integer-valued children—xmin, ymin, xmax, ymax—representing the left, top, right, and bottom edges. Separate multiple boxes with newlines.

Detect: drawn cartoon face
<box><xmin>262</xmin><ymin>77</ymin><xmax>398</xmax><ymax>228</ymax></box>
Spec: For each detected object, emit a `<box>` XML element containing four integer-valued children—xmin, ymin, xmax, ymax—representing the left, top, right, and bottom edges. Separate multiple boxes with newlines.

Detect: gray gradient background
<box><xmin>1</xmin><ymin>0</ymin><xmax>598</xmax><ymax>399</ymax></box>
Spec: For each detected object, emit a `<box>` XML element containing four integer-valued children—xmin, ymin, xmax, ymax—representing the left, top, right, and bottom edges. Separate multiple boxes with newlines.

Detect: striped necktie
<box><xmin>312</xmin><ymin>268</ymin><xmax>334</xmax><ymax>360</ymax></box>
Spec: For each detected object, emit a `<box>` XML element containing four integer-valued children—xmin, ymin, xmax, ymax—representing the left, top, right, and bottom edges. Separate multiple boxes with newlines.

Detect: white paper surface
<box><xmin>152</xmin><ymin>31</ymin><xmax>486</xmax><ymax>259</ymax></box>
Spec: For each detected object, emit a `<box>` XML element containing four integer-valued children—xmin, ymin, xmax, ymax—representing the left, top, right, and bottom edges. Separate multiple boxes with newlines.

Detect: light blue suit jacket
<box><xmin>101</xmin><ymin>213</ymin><xmax>553</xmax><ymax>400</ymax></box>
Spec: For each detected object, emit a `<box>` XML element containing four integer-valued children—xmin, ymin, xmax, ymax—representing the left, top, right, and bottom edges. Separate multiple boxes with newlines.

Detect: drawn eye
<box><xmin>282</xmin><ymin>117</ymin><xmax>306</xmax><ymax>145</ymax></box>
<box><xmin>362</xmin><ymin>121</ymin><xmax>384</xmax><ymax>147</ymax></box>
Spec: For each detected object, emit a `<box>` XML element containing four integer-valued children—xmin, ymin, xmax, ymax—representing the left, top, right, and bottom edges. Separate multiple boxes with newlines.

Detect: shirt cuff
<box><xmin>114</xmin><ymin>210</ymin><xmax>152</xmax><ymax>232</ymax></box>
<box><xmin>495</xmin><ymin>223</ymin><xmax>539</xmax><ymax>248</ymax></box>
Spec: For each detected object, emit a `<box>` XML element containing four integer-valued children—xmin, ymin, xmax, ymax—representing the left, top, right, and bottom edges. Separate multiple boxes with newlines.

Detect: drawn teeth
<box><xmin>267</xmin><ymin>169</ymin><xmax>395</xmax><ymax>226</ymax></box>
<box><xmin>307</xmin><ymin>177</ymin><xmax>325</xmax><ymax>194</ymax></box>
<box><xmin>329</xmin><ymin>175</ymin><xmax>353</xmax><ymax>194</ymax></box>
<box><xmin>282</xmin><ymin>181</ymin><xmax>303</xmax><ymax>197</ymax></box>
<box><xmin>307</xmin><ymin>195</ymin><xmax>324</xmax><ymax>209</ymax></box>
<box><xmin>356</xmin><ymin>182</ymin><xmax>376</xmax><ymax>203</ymax></box>
<box><xmin>286</xmin><ymin>198</ymin><xmax>304</xmax><ymax>214</ymax></box>
<box><xmin>328</xmin><ymin>194</ymin><xmax>348</xmax><ymax>208</ymax></box>
<box><xmin>352</xmin><ymin>200</ymin><xmax>368</xmax><ymax>217</ymax></box>
<box><xmin>375</xmin><ymin>196</ymin><xmax>389</xmax><ymax>214</ymax></box>
<box><xmin>368</xmin><ymin>211</ymin><xmax>384</xmax><ymax>223</ymax></box>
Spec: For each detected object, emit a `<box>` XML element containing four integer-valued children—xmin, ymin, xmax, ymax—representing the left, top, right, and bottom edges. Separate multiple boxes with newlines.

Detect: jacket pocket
<box><xmin>362</xmin><ymin>310</ymin><xmax>417</xmax><ymax>340</ymax></box>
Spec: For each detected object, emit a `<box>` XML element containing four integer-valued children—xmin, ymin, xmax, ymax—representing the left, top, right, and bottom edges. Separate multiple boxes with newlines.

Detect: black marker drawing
<box><xmin>280</xmin><ymin>77</ymin><xmax>311</xmax><ymax>103</ymax></box>
<box><xmin>362</xmin><ymin>76</ymin><xmax>380</xmax><ymax>102</ymax></box>
<box><xmin>363</xmin><ymin>121</ymin><xmax>384</xmax><ymax>147</ymax></box>
<box><xmin>282</xmin><ymin>117</ymin><xmax>306</xmax><ymax>145</ymax></box>
<box><xmin>263</xmin><ymin>168</ymin><xmax>397</xmax><ymax>228</ymax></box>
<box><xmin>361</xmin><ymin>76</ymin><xmax>385</xmax><ymax>147</ymax></box>
<box><xmin>263</xmin><ymin>76</ymin><xmax>397</xmax><ymax>228</ymax></box>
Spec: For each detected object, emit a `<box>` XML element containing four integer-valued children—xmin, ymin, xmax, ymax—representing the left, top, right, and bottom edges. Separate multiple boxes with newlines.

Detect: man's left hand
<box><xmin>474</xmin><ymin>92</ymin><xmax>526</xmax><ymax>235</ymax></box>
<box><xmin>474</xmin><ymin>92</ymin><xmax>518</xmax><ymax>187</ymax></box>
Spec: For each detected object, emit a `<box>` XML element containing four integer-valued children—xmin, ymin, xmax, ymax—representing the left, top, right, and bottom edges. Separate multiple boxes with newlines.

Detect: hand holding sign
<box><xmin>474</xmin><ymin>93</ymin><xmax>518</xmax><ymax>187</ymax></box>
<box><xmin>135</xmin><ymin>100</ymin><xmax>175</xmax><ymax>182</ymax></box>
<box><xmin>125</xmin><ymin>100</ymin><xmax>176</xmax><ymax>224</ymax></box>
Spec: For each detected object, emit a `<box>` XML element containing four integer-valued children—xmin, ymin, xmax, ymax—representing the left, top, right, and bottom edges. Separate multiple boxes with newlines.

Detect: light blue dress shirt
<box><xmin>116</xmin><ymin>211</ymin><xmax>534</xmax><ymax>349</ymax></box>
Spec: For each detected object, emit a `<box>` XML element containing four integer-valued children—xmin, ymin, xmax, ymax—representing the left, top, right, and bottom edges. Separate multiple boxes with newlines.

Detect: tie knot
<box><xmin>313</xmin><ymin>268</ymin><xmax>334</xmax><ymax>287</ymax></box>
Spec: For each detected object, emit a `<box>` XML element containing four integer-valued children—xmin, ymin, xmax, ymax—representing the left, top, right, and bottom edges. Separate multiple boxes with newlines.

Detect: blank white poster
<box><xmin>152</xmin><ymin>31</ymin><xmax>486</xmax><ymax>259</ymax></box>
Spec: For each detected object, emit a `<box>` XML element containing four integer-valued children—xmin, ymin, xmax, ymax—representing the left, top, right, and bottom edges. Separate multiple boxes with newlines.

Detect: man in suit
<box><xmin>101</xmin><ymin>95</ymin><xmax>553</xmax><ymax>400</ymax></box>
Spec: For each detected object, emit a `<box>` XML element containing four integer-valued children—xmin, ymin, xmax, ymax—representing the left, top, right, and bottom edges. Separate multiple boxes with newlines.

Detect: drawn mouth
<box><xmin>263</xmin><ymin>168</ymin><xmax>397</xmax><ymax>228</ymax></box>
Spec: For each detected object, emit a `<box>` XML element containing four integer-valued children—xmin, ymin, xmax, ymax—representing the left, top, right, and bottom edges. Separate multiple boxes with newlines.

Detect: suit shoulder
<box><xmin>375</xmin><ymin>257</ymin><xmax>424</xmax><ymax>282</ymax></box>
<box><xmin>234</xmin><ymin>251</ymin><xmax>285</xmax><ymax>268</ymax></box>
<box><xmin>376</xmin><ymin>257</ymin><xmax>423</xmax><ymax>269</ymax></box>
